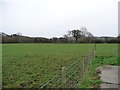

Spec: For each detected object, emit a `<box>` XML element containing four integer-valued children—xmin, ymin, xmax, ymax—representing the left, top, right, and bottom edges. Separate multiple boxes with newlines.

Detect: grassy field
<box><xmin>2</xmin><ymin>44</ymin><xmax>93</xmax><ymax>88</ymax></box>
<box><xmin>2</xmin><ymin>44</ymin><xmax>118</xmax><ymax>88</ymax></box>
<box><xmin>79</xmin><ymin>44</ymin><xmax>119</xmax><ymax>88</ymax></box>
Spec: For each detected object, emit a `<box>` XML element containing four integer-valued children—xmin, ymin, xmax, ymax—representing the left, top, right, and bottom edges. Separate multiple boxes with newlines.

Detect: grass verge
<box><xmin>79</xmin><ymin>55</ymin><xmax>119</xmax><ymax>88</ymax></box>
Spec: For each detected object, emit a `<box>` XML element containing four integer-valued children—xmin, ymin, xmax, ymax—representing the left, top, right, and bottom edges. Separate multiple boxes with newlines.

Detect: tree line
<box><xmin>1</xmin><ymin>27</ymin><xmax>119</xmax><ymax>43</ymax></box>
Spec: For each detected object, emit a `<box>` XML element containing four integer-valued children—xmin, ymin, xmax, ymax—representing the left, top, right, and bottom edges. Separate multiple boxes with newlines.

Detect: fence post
<box><xmin>62</xmin><ymin>67</ymin><xmax>66</xmax><ymax>88</ymax></box>
<box><xmin>94</xmin><ymin>44</ymin><xmax>96</xmax><ymax>58</ymax></box>
<box><xmin>82</xmin><ymin>57</ymin><xmax>85</xmax><ymax>84</ymax></box>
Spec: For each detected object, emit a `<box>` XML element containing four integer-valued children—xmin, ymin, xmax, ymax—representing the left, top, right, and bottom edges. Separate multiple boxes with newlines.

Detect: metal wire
<box><xmin>38</xmin><ymin>46</ymin><xmax>95</xmax><ymax>89</ymax></box>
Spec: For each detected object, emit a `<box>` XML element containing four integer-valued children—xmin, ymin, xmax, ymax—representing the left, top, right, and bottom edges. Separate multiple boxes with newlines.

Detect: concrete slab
<box><xmin>101</xmin><ymin>83</ymin><xmax>119</xmax><ymax>88</ymax></box>
<box><xmin>99</xmin><ymin>65</ymin><xmax>120</xmax><ymax>88</ymax></box>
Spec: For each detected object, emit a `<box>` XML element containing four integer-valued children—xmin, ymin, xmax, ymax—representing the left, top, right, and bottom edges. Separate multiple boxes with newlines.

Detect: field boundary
<box><xmin>39</xmin><ymin>46</ymin><xmax>96</xmax><ymax>89</ymax></box>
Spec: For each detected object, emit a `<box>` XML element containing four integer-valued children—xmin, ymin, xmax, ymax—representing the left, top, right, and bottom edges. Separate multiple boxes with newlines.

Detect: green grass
<box><xmin>2</xmin><ymin>44</ymin><xmax>119</xmax><ymax>88</ymax></box>
<box><xmin>79</xmin><ymin>44</ymin><xmax>119</xmax><ymax>88</ymax></box>
<box><xmin>2</xmin><ymin>44</ymin><xmax>93</xmax><ymax>88</ymax></box>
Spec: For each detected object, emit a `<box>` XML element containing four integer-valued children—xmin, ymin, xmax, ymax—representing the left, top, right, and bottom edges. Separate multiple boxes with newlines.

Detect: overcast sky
<box><xmin>0</xmin><ymin>0</ymin><xmax>119</xmax><ymax>38</ymax></box>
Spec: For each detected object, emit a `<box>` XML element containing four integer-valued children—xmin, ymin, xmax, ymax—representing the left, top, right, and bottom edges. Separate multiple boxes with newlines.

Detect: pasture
<box><xmin>80</xmin><ymin>44</ymin><xmax>118</xmax><ymax>88</ymax></box>
<box><xmin>2</xmin><ymin>44</ymin><xmax>118</xmax><ymax>88</ymax></box>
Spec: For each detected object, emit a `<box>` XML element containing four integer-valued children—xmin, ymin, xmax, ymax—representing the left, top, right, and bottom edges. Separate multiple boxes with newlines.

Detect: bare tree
<box><xmin>70</xmin><ymin>29</ymin><xmax>82</xmax><ymax>42</ymax></box>
<box><xmin>16</xmin><ymin>32</ymin><xmax>22</xmax><ymax>36</ymax></box>
<box><xmin>80</xmin><ymin>27</ymin><xmax>93</xmax><ymax>37</ymax></box>
<box><xmin>65</xmin><ymin>27</ymin><xmax>94</xmax><ymax>43</ymax></box>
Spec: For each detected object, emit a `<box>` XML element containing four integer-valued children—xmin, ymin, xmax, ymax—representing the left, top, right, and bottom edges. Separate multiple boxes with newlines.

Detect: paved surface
<box><xmin>99</xmin><ymin>65</ymin><xmax>120</xmax><ymax>89</ymax></box>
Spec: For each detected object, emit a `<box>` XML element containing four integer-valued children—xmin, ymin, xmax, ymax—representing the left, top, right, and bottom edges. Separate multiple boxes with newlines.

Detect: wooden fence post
<box><xmin>62</xmin><ymin>67</ymin><xmax>66</xmax><ymax>88</ymax></box>
<box><xmin>82</xmin><ymin>57</ymin><xmax>85</xmax><ymax>84</ymax></box>
<box><xmin>94</xmin><ymin>44</ymin><xmax>96</xmax><ymax>51</ymax></box>
<box><xmin>94</xmin><ymin>44</ymin><xmax>96</xmax><ymax>58</ymax></box>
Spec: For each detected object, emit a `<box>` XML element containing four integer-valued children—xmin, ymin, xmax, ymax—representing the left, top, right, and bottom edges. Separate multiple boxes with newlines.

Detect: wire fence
<box><xmin>38</xmin><ymin>46</ymin><xmax>96</xmax><ymax>89</ymax></box>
